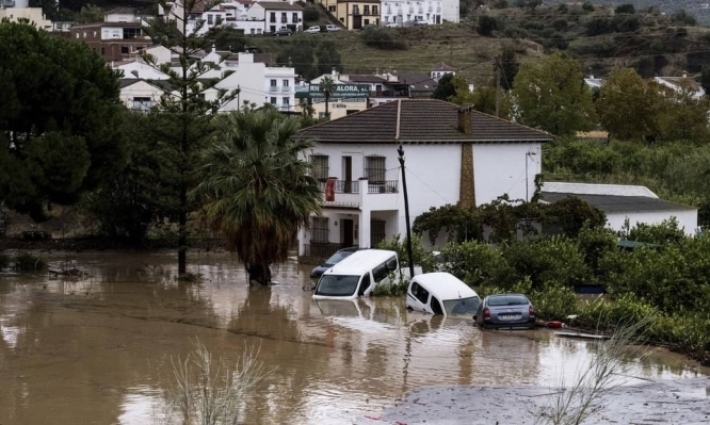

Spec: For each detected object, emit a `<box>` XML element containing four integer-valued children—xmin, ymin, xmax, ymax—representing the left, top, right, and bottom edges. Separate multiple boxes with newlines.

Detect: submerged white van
<box><xmin>313</xmin><ymin>249</ymin><xmax>400</xmax><ymax>300</ymax></box>
<box><xmin>406</xmin><ymin>272</ymin><xmax>481</xmax><ymax>316</ymax></box>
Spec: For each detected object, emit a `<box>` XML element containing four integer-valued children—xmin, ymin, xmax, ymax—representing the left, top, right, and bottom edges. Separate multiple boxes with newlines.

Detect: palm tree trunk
<box><xmin>325</xmin><ymin>94</ymin><xmax>329</xmax><ymax>119</ymax></box>
<box><xmin>248</xmin><ymin>264</ymin><xmax>272</xmax><ymax>285</ymax></box>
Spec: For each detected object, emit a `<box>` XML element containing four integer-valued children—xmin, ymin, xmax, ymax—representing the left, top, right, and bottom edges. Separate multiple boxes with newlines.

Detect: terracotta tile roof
<box><xmin>432</xmin><ymin>62</ymin><xmax>456</xmax><ymax>72</ymax></box>
<box><xmin>256</xmin><ymin>1</ymin><xmax>304</xmax><ymax>10</ymax></box>
<box><xmin>296</xmin><ymin>99</ymin><xmax>553</xmax><ymax>144</ymax></box>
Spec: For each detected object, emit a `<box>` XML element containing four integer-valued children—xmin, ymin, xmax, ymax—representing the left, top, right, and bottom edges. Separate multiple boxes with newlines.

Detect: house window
<box><xmin>373</xmin><ymin>5</ymin><xmax>379</xmax><ymax>14</ymax></box>
<box><xmin>270</xmin><ymin>25</ymin><xmax>276</xmax><ymax>32</ymax></box>
<box><xmin>365</xmin><ymin>155</ymin><xmax>386</xmax><ymax>183</ymax></box>
<box><xmin>310</xmin><ymin>154</ymin><xmax>329</xmax><ymax>181</ymax></box>
<box><xmin>311</xmin><ymin>217</ymin><xmax>329</xmax><ymax>243</ymax></box>
<box><xmin>270</xmin><ymin>79</ymin><xmax>277</xmax><ymax>92</ymax></box>
<box><xmin>270</xmin><ymin>12</ymin><xmax>276</xmax><ymax>22</ymax></box>
<box><xmin>121</xmin><ymin>46</ymin><xmax>129</xmax><ymax>54</ymax></box>
<box><xmin>329</xmin><ymin>5</ymin><xmax>336</xmax><ymax>12</ymax></box>
<box><xmin>208</xmin><ymin>14</ymin><xmax>213</xmax><ymax>25</ymax></box>
<box><xmin>281</xmin><ymin>12</ymin><xmax>287</xmax><ymax>23</ymax></box>
<box><xmin>282</xmin><ymin>97</ymin><xmax>290</xmax><ymax>109</ymax></box>
<box><xmin>292</xmin><ymin>12</ymin><xmax>298</xmax><ymax>22</ymax></box>
<box><xmin>250</xmin><ymin>28</ymin><xmax>255</xmax><ymax>34</ymax></box>
<box><xmin>370</xmin><ymin>219</ymin><xmax>386</xmax><ymax>247</ymax></box>
<box><xmin>353</xmin><ymin>5</ymin><xmax>359</xmax><ymax>14</ymax></box>
<box><xmin>132</xmin><ymin>97</ymin><xmax>152</xmax><ymax>112</ymax></box>
<box><xmin>75</xmin><ymin>33</ymin><xmax>79</xmax><ymax>38</ymax></box>
<box><xmin>283</xmin><ymin>79</ymin><xmax>289</xmax><ymax>87</ymax></box>
<box><xmin>364</xmin><ymin>19</ymin><xmax>370</xmax><ymax>25</ymax></box>
<box><xmin>101</xmin><ymin>47</ymin><xmax>105</xmax><ymax>55</ymax></box>
<box><xmin>364</xmin><ymin>5</ymin><xmax>370</xmax><ymax>14</ymax></box>
<box><xmin>270</xmin><ymin>97</ymin><xmax>277</xmax><ymax>105</ymax></box>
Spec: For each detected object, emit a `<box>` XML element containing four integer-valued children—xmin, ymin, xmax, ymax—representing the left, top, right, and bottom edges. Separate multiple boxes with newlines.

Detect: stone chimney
<box><xmin>457</xmin><ymin>106</ymin><xmax>473</xmax><ymax>135</ymax></box>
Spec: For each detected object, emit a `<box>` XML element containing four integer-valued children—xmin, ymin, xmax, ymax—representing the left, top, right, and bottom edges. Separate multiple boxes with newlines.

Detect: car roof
<box><xmin>411</xmin><ymin>272</ymin><xmax>478</xmax><ymax>300</ymax></box>
<box><xmin>338</xmin><ymin>246</ymin><xmax>362</xmax><ymax>253</ymax></box>
<box><xmin>323</xmin><ymin>249</ymin><xmax>397</xmax><ymax>276</ymax></box>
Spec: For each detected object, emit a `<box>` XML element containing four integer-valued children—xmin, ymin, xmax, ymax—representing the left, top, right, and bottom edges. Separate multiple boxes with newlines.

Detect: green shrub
<box><xmin>623</xmin><ymin>217</ymin><xmax>686</xmax><ymax>245</ymax></box>
<box><xmin>614</xmin><ymin>4</ymin><xmax>635</xmax><ymax>15</ymax></box>
<box><xmin>477</xmin><ymin>15</ymin><xmax>501</xmax><ymax>36</ymax></box>
<box><xmin>528</xmin><ymin>282</ymin><xmax>579</xmax><ymax>321</ymax></box>
<box><xmin>582</xmin><ymin>2</ymin><xmax>595</xmax><ymax>12</ymax></box>
<box><xmin>13</xmin><ymin>252</ymin><xmax>47</xmax><ymax>272</ymax></box>
<box><xmin>378</xmin><ymin>234</ymin><xmax>436</xmax><ymax>273</ymax></box>
<box><xmin>440</xmin><ymin>240</ymin><xmax>509</xmax><ymax>287</ymax></box>
<box><xmin>576</xmin><ymin>225</ymin><xmax>617</xmax><ymax>278</ymax></box>
<box><xmin>371</xmin><ymin>280</ymin><xmax>408</xmax><ymax>297</ymax></box>
<box><xmin>500</xmin><ymin>235</ymin><xmax>590</xmax><ymax>289</ymax></box>
<box><xmin>303</xmin><ymin>5</ymin><xmax>320</xmax><ymax>22</ymax></box>
<box><xmin>576</xmin><ymin>293</ymin><xmax>658</xmax><ymax>329</ymax></box>
<box><xmin>360</xmin><ymin>27</ymin><xmax>406</xmax><ymax>50</ymax></box>
<box><xmin>552</xmin><ymin>18</ymin><xmax>568</xmax><ymax>32</ymax></box>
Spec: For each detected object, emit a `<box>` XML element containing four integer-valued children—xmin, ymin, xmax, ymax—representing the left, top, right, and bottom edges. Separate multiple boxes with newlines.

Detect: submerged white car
<box><xmin>406</xmin><ymin>272</ymin><xmax>481</xmax><ymax>316</ymax></box>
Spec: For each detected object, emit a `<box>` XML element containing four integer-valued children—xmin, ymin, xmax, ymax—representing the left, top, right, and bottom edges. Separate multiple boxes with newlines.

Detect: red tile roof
<box><xmin>296</xmin><ymin>99</ymin><xmax>552</xmax><ymax>144</ymax></box>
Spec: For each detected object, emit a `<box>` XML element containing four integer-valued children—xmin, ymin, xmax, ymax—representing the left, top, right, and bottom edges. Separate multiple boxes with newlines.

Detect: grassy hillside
<box><xmin>248</xmin><ymin>24</ymin><xmax>534</xmax><ymax>82</ymax></box>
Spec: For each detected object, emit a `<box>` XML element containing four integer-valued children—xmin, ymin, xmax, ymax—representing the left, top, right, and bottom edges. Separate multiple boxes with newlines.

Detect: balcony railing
<box><xmin>319</xmin><ymin>180</ymin><xmax>360</xmax><ymax>194</ymax></box>
<box><xmin>269</xmin><ymin>86</ymin><xmax>278</xmax><ymax>92</ymax></box>
<box><xmin>368</xmin><ymin>181</ymin><xmax>398</xmax><ymax>194</ymax></box>
<box><xmin>281</xmin><ymin>86</ymin><xmax>291</xmax><ymax>93</ymax></box>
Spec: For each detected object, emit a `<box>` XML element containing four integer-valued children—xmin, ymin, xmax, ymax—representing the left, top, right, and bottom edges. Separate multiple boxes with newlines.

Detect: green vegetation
<box><xmin>0</xmin><ymin>22</ymin><xmax>126</xmax><ymax>221</ymax></box>
<box><xmin>544</xmin><ymin>139</ymin><xmax>710</xmax><ymax>224</ymax></box>
<box><xmin>192</xmin><ymin>109</ymin><xmax>322</xmax><ymax>285</ymax></box>
<box><xmin>13</xmin><ymin>252</ymin><xmax>47</xmax><ymax>272</ymax></box>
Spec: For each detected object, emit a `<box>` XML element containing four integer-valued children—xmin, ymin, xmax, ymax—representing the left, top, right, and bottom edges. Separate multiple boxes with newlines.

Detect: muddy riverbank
<box><xmin>1</xmin><ymin>252</ymin><xmax>708</xmax><ymax>425</ymax></box>
<box><xmin>373</xmin><ymin>377</ymin><xmax>710</xmax><ymax>425</ymax></box>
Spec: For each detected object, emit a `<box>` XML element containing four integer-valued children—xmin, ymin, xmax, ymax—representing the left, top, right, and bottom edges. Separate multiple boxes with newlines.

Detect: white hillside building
<box><xmin>381</xmin><ymin>0</ymin><xmax>443</xmax><ymax>25</ymax></box>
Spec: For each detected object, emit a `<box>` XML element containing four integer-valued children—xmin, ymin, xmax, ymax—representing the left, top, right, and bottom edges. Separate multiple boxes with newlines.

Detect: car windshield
<box><xmin>323</xmin><ymin>251</ymin><xmax>353</xmax><ymax>266</ymax></box>
<box><xmin>487</xmin><ymin>295</ymin><xmax>529</xmax><ymax>307</ymax></box>
<box><xmin>443</xmin><ymin>296</ymin><xmax>481</xmax><ymax>315</ymax></box>
<box><xmin>315</xmin><ymin>275</ymin><xmax>360</xmax><ymax>297</ymax></box>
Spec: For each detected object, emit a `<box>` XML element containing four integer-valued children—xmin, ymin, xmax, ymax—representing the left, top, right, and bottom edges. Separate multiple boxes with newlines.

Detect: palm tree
<box><xmin>319</xmin><ymin>76</ymin><xmax>335</xmax><ymax>120</ymax></box>
<box><xmin>193</xmin><ymin>108</ymin><xmax>322</xmax><ymax>284</ymax></box>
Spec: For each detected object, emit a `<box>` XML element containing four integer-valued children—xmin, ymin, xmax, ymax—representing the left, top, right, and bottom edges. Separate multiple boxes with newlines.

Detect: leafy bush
<box><xmin>501</xmin><ymin>235</ymin><xmax>590</xmax><ymax>289</ymax></box>
<box><xmin>585</xmin><ymin>17</ymin><xmax>613</xmax><ymax>36</ymax></box>
<box><xmin>360</xmin><ymin>27</ymin><xmax>406</xmax><ymax>50</ymax></box>
<box><xmin>670</xmin><ymin>10</ymin><xmax>697</xmax><ymax>26</ymax></box>
<box><xmin>552</xmin><ymin>18</ymin><xmax>568</xmax><ymax>32</ymax></box>
<box><xmin>528</xmin><ymin>282</ymin><xmax>579</xmax><ymax>321</ymax></box>
<box><xmin>371</xmin><ymin>279</ymin><xmax>408</xmax><ymax>296</ymax></box>
<box><xmin>576</xmin><ymin>225</ymin><xmax>617</xmax><ymax>278</ymax></box>
<box><xmin>623</xmin><ymin>218</ymin><xmax>686</xmax><ymax>245</ymax></box>
<box><xmin>477</xmin><ymin>15</ymin><xmax>500</xmax><ymax>36</ymax></box>
<box><xmin>614</xmin><ymin>4</ymin><xmax>635</xmax><ymax>15</ymax></box>
<box><xmin>303</xmin><ymin>5</ymin><xmax>320</xmax><ymax>22</ymax></box>
<box><xmin>13</xmin><ymin>252</ymin><xmax>47</xmax><ymax>272</ymax></box>
<box><xmin>377</xmin><ymin>234</ymin><xmax>437</xmax><ymax>273</ymax></box>
<box><xmin>582</xmin><ymin>2</ymin><xmax>595</xmax><ymax>12</ymax></box>
<box><xmin>440</xmin><ymin>240</ymin><xmax>509</xmax><ymax>287</ymax></box>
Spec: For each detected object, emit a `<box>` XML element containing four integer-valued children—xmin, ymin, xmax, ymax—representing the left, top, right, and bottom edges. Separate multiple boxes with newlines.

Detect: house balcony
<box><xmin>269</xmin><ymin>86</ymin><xmax>279</xmax><ymax>92</ymax></box>
<box><xmin>281</xmin><ymin>86</ymin><xmax>291</xmax><ymax>93</ymax></box>
<box><xmin>319</xmin><ymin>178</ymin><xmax>399</xmax><ymax>210</ymax></box>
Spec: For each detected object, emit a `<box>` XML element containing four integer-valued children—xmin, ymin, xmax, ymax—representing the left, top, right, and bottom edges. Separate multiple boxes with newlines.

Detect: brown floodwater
<box><xmin>0</xmin><ymin>252</ymin><xmax>708</xmax><ymax>425</ymax></box>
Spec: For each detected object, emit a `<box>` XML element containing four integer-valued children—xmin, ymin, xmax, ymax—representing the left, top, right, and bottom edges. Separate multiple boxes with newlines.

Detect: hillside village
<box><xmin>6</xmin><ymin>1</ymin><xmax>710</xmax><ymax>423</ymax></box>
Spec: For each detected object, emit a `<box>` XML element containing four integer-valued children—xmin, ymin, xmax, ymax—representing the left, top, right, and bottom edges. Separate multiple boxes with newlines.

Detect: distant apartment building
<box><xmin>0</xmin><ymin>6</ymin><xmax>52</xmax><ymax>31</ymax></box>
<box><xmin>69</xmin><ymin>22</ymin><xmax>149</xmax><ymax>62</ymax></box>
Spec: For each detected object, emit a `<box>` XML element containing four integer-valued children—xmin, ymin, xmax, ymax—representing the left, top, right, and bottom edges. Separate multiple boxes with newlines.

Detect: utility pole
<box><xmin>397</xmin><ymin>144</ymin><xmax>415</xmax><ymax>279</ymax></box>
<box><xmin>237</xmin><ymin>84</ymin><xmax>240</xmax><ymax>111</ymax></box>
<box><xmin>495</xmin><ymin>55</ymin><xmax>501</xmax><ymax>118</ymax></box>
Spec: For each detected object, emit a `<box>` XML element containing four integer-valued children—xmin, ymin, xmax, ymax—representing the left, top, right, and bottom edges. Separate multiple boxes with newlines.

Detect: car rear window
<box><xmin>487</xmin><ymin>295</ymin><xmax>529</xmax><ymax>306</ymax></box>
<box><xmin>324</xmin><ymin>251</ymin><xmax>353</xmax><ymax>265</ymax></box>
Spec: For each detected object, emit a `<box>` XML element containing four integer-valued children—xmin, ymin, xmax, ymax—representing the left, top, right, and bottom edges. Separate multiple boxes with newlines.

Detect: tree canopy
<box><xmin>193</xmin><ymin>109</ymin><xmax>322</xmax><ymax>284</ymax></box>
<box><xmin>513</xmin><ymin>52</ymin><xmax>596</xmax><ymax>136</ymax></box>
<box><xmin>0</xmin><ymin>21</ymin><xmax>125</xmax><ymax>219</ymax></box>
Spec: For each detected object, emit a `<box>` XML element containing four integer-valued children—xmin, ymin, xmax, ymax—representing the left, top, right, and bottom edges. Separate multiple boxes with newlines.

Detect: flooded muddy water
<box><xmin>0</xmin><ymin>252</ymin><xmax>708</xmax><ymax>425</ymax></box>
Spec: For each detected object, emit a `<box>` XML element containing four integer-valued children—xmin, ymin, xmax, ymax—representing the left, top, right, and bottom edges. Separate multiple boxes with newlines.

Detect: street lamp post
<box><xmin>397</xmin><ymin>144</ymin><xmax>415</xmax><ymax>279</ymax></box>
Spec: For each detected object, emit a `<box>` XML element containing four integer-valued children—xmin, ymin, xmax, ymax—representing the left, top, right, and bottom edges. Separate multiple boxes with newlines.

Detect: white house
<box><xmin>246</xmin><ymin>1</ymin><xmax>304</xmax><ymax>33</ymax></box>
<box><xmin>430</xmin><ymin>62</ymin><xmax>455</xmax><ymax>81</ymax></box>
<box><xmin>114</xmin><ymin>59</ymin><xmax>171</xmax><ymax>80</ymax></box>
<box><xmin>104</xmin><ymin>7</ymin><xmax>140</xmax><ymax>23</ymax></box>
<box><xmin>294</xmin><ymin>99</ymin><xmax>552</xmax><ymax>257</ymax></box>
<box><xmin>381</xmin><ymin>0</ymin><xmax>443</xmax><ymax>25</ymax></box>
<box><xmin>441</xmin><ymin>0</ymin><xmax>459</xmax><ymax>23</ymax></box>
<box><xmin>653</xmin><ymin>76</ymin><xmax>706</xmax><ymax>99</ymax></box>
<box><xmin>119</xmin><ymin>79</ymin><xmax>167</xmax><ymax>112</ymax></box>
<box><xmin>541</xmin><ymin>182</ymin><xmax>698</xmax><ymax>236</ymax></box>
<box><xmin>0</xmin><ymin>6</ymin><xmax>52</xmax><ymax>31</ymax></box>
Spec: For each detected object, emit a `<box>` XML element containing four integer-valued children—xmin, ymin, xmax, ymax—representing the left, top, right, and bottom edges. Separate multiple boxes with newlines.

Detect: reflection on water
<box><xmin>0</xmin><ymin>252</ymin><xmax>707</xmax><ymax>425</ymax></box>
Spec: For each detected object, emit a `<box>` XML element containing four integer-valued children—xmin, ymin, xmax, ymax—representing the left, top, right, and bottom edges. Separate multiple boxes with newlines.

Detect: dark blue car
<box><xmin>310</xmin><ymin>247</ymin><xmax>364</xmax><ymax>279</ymax></box>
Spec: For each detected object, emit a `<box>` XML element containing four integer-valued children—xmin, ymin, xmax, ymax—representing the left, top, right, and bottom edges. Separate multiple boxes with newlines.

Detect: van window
<box><xmin>316</xmin><ymin>275</ymin><xmax>360</xmax><ymax>297</ymax></box>
<box><xmin>358</xmin><ymin>273</ymin><xmax>371</xmax><ymax>296</ymax></box>
<box><xmin>430</xmin><ymin>296</ymin><xmax>443</xmax><ymax>315</ymax></box>
<box><xmin>372</xmin><ymin>263</ymin><xmax>389</xmax><ymax>282</ymax></box>
<box><xmin>411</xmin><ymin>282</ymin><xmax>429</xmax><ymax>304</ymax></box>
<box><xmin>386</xmin><ymin>256</ymin><xmax>398</xmax><ymax>271</ymax></box>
